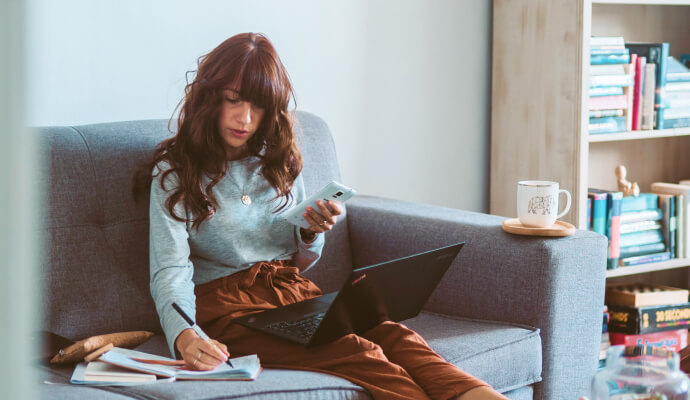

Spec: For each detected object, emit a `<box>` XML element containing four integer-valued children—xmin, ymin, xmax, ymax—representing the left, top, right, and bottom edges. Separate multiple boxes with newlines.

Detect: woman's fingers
<box><xmin>184</xmin><ymin>338</ymin><xmax>229</xmax><ymax>370</ymax></box>
<box><xmin>211</xmin><ymin>339</ymin><xmax>230</xmax><ymax>357</ymax></box>
<box><xmin>303</xmin><ymin>200</ymin><xmax>343</xmax><ymax>233</ymax></box>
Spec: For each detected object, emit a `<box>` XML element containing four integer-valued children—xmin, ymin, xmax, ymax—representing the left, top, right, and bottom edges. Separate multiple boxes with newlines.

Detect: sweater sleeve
<box><xmin>148</xmin><ymin>162</ymin><xmax>197</xmax><ymax>358</ymax></box>
<box><xmin>290</xmin><ymin>174</ymin><xmax>326</xmax><ymax>272</ymax></box>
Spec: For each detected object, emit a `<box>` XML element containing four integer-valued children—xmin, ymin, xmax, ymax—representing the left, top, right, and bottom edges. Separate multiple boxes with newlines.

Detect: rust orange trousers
<box><xmin>195</xmin><ymin>261</ymin><xmax>488</xmax><ymax>400</ymax></box>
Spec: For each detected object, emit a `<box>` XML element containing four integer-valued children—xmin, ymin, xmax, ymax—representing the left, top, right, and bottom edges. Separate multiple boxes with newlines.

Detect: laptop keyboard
<box><xmin>265</xmin><ymin>312</ymin><xmax>325</xmax><ymax>340</ymax></box>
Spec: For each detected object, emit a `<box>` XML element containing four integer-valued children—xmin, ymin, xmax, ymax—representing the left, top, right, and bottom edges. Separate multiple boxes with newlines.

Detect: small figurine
<box><xmin>615</xmin><ymin>165</ymin><xmax>640</xmax><ymax>197</ymax></box>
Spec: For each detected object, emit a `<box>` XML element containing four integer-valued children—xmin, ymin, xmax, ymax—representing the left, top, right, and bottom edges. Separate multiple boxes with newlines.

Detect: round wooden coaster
<box><xmin>501</xmin><ymin>218</ymin><xmax>575</xmax><ymax>237</ymax></box>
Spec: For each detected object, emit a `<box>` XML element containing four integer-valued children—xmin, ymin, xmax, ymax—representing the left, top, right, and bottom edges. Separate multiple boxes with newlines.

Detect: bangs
<box><xmin>235</xmin><ymin>51</ymin><xmax>288</xmax><ymax>112</ymax></box>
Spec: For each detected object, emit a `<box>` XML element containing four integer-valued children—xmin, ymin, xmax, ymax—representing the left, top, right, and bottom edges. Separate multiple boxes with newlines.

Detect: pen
<box><xmin>171</xmin><ymin>302</ymin><xmax>233</xmax><ymax>368</ymax></box>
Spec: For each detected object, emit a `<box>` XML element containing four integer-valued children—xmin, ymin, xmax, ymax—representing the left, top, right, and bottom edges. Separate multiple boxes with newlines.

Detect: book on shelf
<box><xmin>589</xmin><ymin>116</ymin><xmax>627</xmax><ymax>135</ymax></box>
<box><xmin>663</xmin><ymin>117</ymin><xmax>690</xmax><ymax>129</ymax></box>
<box><xmin>589</xmin><ymin>109</ymin><xmax>624</xmax><ymax>118</ymax></box>
<box><xmin>589</xmin><ymin>188</ymin><xmax>622</xmax><ymax>269</ymax></box>
<box><xmin>641</xmin><ymin>63</ymin><xmax>657</xmax><ymax>130</ymax></box>
<box><xmin>662</xmin><ymin>91</ymin><xmax>690</xmax><ymax>109</ymax></box>
<box><xmin>620</xmin><ymin>251</ymin><xmax>671</xmax><ymax>266</ymax></box>
<box><xmin>619</xmin><ymin>229</ymin><xmax>663</xmax><ymax>248</ymax></box>
<box><xmin>623</xmin><ymin>55</ymin><xmax>637</xmax><ymax>132</ymax></box>
<box><xmin>650</xmin><ymin>182</ymin><xmax>689</xmax><ymax>258</ymax></box>
<box><xmin>609</xmin><ymin>328</ymin><xmax>688</xmax><ymax>353</ymax></box>
<box><xmin>619</xmin><ymin>208</ymin><xmax>663</xmax><ymax>224</ymax></box>
<box><xmin>632</xmin><ymin>56</ymin><xmax>646</xmax><ymax>131</ymax></box>
<box><xmin>590</xmin><ymin>87</ymin><xmax>625</xmax><ymax>98</ymax></box>
<box><xmin>625</xmin><ymin>42</ymin><xmax>670</xmax><ymax>130</ymax></box>
<box><xmin>654</xmin><ymin>193</ymin><xmax>677</xmax><ymax>258</ymax></box>
<box><xmin>619</xmin><ymin>242</ymin><xmax>666</xmax><ymax>259</ymax></box>
<box><xmin>591</xmin><ymin>53</ymin><xmax>631</xmax><ymax>65</ymax></box>
<box><xmin>589</xmin><ymin>73</ymin><xmax>634</xmax><ymax>88</ymax></box>
<box><xmin>666</xmin><ymin>82</ymin><xmax>690</xmax><ymax>92</ymax></box>
<box><xmin>619</xmin><ymin>219</ymin><xmax>662</xmax><ymax>234</ymax></box>
<box><xmin>620</xmin><ymin>193</ymin><xmax>658</xmax><ymax>214</ymax></box>
<box><xmin>663</xmin><ymin>107</ymin><xmax>690</xmax><ymax>120</ymax></box>
<box><xmin>667</xmin><ymin>55</ymin><xmax>690</xmax><ymax>83</ymax></box>
<box><xmin>77</xmin><ymin>347</ymin><xmax>263</xmax><ymax>383</ymax></box>
<box><xmin>605</xmin><ymin>282</ymin><xmax>689</xmax><ymax>308</ymax></box>
<box><xmin>589</xmin><ymin>94</ymin><xmax>628</xmax><ymax>111</ymax></box>
<box><xmin>591</xmin><ymin>48</ymin><xmax>629</xmax><ymax>56</ymax></box>
<box><xmin>607</xmin><ymin>302</ymin><xmax>690</xmax><ymax>335</ymax></box>
<box><xmin>589</xmin><ymin>191</ymin><xmax>608</xmax><ymax>235</ymax></box>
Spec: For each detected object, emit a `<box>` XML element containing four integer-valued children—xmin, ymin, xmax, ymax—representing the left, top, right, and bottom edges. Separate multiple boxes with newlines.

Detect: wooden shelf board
<box><xmin>593</xmin><ymin>0</ymin><xmax>690</xmax><ymax>5</ymax></box>
<box><xmin>588</xmin><ymin>127</ymin><xmax>690</xmax><ymax>142</ymax></box>
<box><xmin>606</xmin><ymin>258</ymin><xmax>690</xmax><ymax>278</ymax></box>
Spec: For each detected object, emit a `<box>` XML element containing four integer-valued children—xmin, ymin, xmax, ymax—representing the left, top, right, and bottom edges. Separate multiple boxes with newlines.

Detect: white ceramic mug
<box><xmin>517</xmin><ymin>181</ymin><xmax>572</xmax><ymax>228</ymax></box>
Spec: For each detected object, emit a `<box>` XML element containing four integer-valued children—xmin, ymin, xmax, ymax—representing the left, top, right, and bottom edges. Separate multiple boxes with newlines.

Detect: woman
<box><xmin>134</xmin><ymin>32</ymin><xmax>507</xmax><ymax>400</ymax></box>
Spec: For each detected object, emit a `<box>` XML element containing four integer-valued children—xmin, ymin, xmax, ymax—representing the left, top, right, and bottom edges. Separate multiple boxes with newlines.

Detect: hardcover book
<box><xmin>619</xmin><ymin>242</ymin><xmax>666</xmax><ymax>259</ymax></box>
<box><xmin>620</xmin><ymin>193</ymin><xmax>659</xmax><ymax>213</ymax></box>
<box><xmin>609</xmin><ymin>328</ymin><xmax>688</xmax><ymax>352</ymax></box>
<box><xmin>632</xmin><ymin>56</ymin><xmax>646</xmax><ymax>130</ymax></box>
<box><xmin>619</xmin><ymin>208</ymin><xmax>663</xmax><ymax>224</ymax></box>
<box><xmin>655</xmin><ymin>193</ymin><xmax>677</xmax><ymax>257</ymax></box>
<box><xmin>667</xmin><ymin>56</ymin><xmax>690</xmax><ymax>83</ymax></box>
<box><xmin>607</xmin><ymin>302</ymin><xmax>690</xmax><ymax>335</ymax></box>
<box><xmin>589</xmin><ymin>191</ymin><xmax>608</xmax><ymax>235</ymax></box>
<box><xmin>589</xmin><ymin>95</ymin><xmax>628</xmax><ymax>111</ymax></box>
<box><xmin>650</xmin><ymin>183</ymin><xmax>689</xmax><ymax>258</ymax></box>
<box><xmin>620</xmin><ymin>251</ymin><xmax>671</xmax><ymax>266</ymax></box>
<box><xmin>590</xmin><ymin>54</ymin><xmax>631</xmax><ymax>65</ymax></box>
<box><xmin>589</xmin><ymin>116</ymin><xmax>627</xmax><ymax>135</ymax></box>
<box><xmin>589</xmin><ymin>189</ymin><xmax>622</xmax><ymax>268</ymax></box>
<box><xmin>641</xmin><ymin>63</ymin><xmax>657</xmax><ymax>130</ymax></box>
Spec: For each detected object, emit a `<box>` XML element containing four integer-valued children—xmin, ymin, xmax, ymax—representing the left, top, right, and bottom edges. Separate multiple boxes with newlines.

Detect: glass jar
<box><xmin>593</xmin><ymin>345</ymin><xmax>690</xmax><ymax>400</ymax></box>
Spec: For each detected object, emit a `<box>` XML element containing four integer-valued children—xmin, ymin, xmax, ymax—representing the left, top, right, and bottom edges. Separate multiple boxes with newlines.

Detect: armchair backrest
<box><xmin>38</xmin><ymin>111</ymin><xmax>353</xmax><ymax>339</ymax></box>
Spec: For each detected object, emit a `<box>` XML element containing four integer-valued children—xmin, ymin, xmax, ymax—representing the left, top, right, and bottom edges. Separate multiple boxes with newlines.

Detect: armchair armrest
<box><xmin>346</xmin><ymin>195</ymin><xmax>607</xmax><ymax>400</ymax></box>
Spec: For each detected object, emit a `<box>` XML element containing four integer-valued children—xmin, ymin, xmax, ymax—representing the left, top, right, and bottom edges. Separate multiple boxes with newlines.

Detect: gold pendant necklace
<box><xmin>241</xmin><ymin>194</ymin><xmax>252</xmax><ymax>206</ymax></box>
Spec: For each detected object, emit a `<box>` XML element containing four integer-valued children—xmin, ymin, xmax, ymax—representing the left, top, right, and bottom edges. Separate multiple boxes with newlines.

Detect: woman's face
<box><xmin>218</xmin><ymin>87</ymin><xmax>265</xmax><ymax>160</ymax></box>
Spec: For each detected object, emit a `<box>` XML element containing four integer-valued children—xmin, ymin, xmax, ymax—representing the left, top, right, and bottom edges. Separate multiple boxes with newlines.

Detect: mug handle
<box><xmin>556</xmin><ymin>189</ymin><xmax>572</xmax><ymax>220</ymax></box>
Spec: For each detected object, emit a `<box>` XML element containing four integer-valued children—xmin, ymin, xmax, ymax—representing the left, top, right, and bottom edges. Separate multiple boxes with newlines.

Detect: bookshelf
<box><xmin>491</xmin><ymin>0</ymin><xmax>690</xmax><ymax>279</ymax></box>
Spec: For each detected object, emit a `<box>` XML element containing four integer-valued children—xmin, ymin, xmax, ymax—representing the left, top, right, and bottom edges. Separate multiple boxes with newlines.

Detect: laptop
<box><xmin>233</xmin><ymin>242</ymin><xmax>464</xmax><ymax>346</ymax></box>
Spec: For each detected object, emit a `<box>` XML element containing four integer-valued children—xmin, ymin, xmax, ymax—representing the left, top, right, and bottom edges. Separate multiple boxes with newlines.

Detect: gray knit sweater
<box><xmin>148</xmin><ymin>157</ymin><xmax>325</xmax><ymax>356</ymax></box>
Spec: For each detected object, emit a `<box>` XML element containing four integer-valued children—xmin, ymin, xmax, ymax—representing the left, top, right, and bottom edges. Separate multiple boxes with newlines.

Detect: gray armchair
<box><xmin>38</xmin><ymin>111</ymin><xmax>607</xmax><ymax>399</ymax></box>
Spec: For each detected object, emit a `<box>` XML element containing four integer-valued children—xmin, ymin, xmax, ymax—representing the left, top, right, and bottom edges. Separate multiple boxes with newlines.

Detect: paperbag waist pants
<box><xmin>195</xmin><ymin>261</ymin><xmax>488</xmax><ymax>400</ymax></box>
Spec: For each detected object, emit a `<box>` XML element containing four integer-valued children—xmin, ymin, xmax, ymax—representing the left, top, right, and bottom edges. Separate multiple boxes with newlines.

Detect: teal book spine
<box><xmin>590</xmin><ymin>54</ymin><xmax>631</xmax><ymax>65</ymax></box>
<box><xmin>589</xmin><ymin>192</ymin><xmax>608</xmax><ymax>235</ymax></box>
<box><xmin>621</xmin><ymin>251</ymin><xmax>671</xmax><ymax>266</ymax></box>
<box><xmin>662</xmin><ymin>117</ymin><xmax>690</xmax><ymax>129</ymax></box>
<box><xmin>620</xmin><ymin>229</ymin><xmax>664</xmax><ymax>248</ymax></box>
<box><xmin>619</xmin><ymin>242</ymin><xmax>666</xmax><ymax>258</ymax></box>
<box><xmin>620</xmin><ymin>193</ymin><xmax>659</xmax><ymax>213</ymax></box>
<box><xmin>589</xmin><ymin>116</ymin><xmax>627</xmax><ymax>134</ymax></box>
<box><xmin>619</xmin><ymin>208</ymin><xmax>663</xmax><ymax>224</ymax></box>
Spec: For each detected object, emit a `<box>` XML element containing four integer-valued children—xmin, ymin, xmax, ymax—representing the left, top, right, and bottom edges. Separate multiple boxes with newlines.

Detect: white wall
<box><xmin>26</xmin><ymin>0</ymin><xmax>491</xmax><ymax>212</ymax></box>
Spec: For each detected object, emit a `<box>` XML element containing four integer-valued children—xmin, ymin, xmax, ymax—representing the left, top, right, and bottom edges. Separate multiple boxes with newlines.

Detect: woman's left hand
<box><xmin>302</xmin><ymin>200</ymin><xmax>343</xmax><ymax>234</ymax></box>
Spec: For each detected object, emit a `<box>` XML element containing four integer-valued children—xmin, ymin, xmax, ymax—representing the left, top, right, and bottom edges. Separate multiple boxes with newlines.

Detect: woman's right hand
<box><xmin>175</xmin><ymin>328</ymin><xmax>230</xmax><ymax>370</ymax></box>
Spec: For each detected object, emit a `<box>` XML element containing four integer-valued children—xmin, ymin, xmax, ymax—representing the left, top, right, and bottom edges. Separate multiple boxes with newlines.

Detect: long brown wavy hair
<box><xmin>133</xmin><ymin>33</ymin><xmax>302</xmax><ymax>230</ymax></box>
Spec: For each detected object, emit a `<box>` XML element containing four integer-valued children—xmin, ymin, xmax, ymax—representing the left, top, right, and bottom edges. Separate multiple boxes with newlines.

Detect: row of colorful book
<box><xmin>602</xmin><ymin>283</ymin><xmax>689</xmax><ymax>359</ymax></box>
<box><xmin>587</xmin><ymin>181</ymin><xmax>690</xmax><ymax>269</ymax></box>
<box><xmin>589</xmin><ymin>36</ymin><xmax>690</xmax><ymax>134</ymax></box>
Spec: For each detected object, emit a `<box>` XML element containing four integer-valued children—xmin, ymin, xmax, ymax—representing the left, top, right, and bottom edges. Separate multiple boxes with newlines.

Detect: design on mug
<box><xmin>527</xmin><ymin>195</ymin><xmax>553</xmax><ymax>215</ymax></box>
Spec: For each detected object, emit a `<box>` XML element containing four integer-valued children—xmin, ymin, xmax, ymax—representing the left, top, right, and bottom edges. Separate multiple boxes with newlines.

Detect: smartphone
<box><xmin>284</xmin><ymin>181</ymin><xmax>356</xmax><ymax>229</ymax></box>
